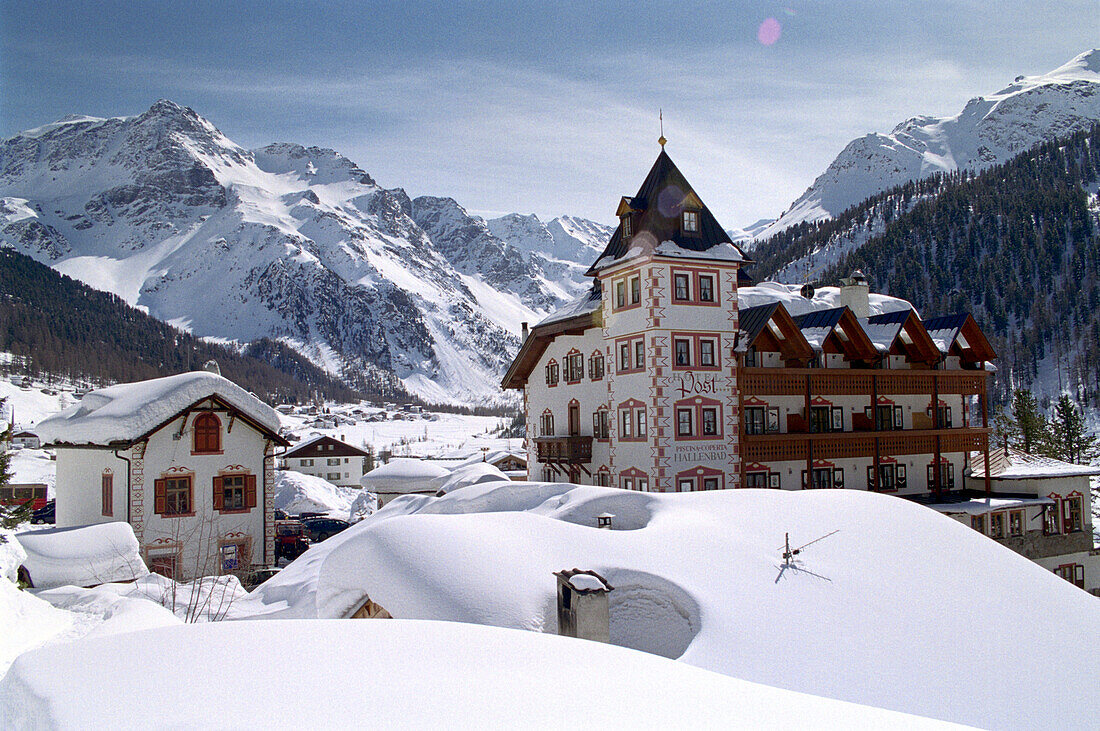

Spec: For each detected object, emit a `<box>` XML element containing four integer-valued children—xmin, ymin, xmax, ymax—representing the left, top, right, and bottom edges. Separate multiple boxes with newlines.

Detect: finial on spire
<box><xmin>658</xmin><ymin>109</ymin><xmax>666</xmax><ymax>148</ymax></box>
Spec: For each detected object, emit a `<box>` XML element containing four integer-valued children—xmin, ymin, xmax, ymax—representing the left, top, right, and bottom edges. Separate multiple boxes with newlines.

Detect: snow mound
<box><xmin>0</xmin><ymin>619</ymin><xmax>951</xmax><ymax>729</ymax></box>
<box><xmin>16</xmin><ymin>522</ymin><xmax>148</xmax><ymax>590</ymax></box>
<box><xmin>35</xmin><ymin>371</ymin><xmax>280</xmax><ymax>446</ymax></box>
<box><xmin>35</xmin><ymin>579</ymin><xmax>182</xmax><ymax>639</ymax></box>
<box><xmin>249</xmin><ymin>484</ymin><xmax>1099</xmax><ymax>728</ymax></box>
<box><xmin>0</xmin><ymin>529</ymin><xmax>27</xmax><ymax>582</ymax></box>
<box><xmin>272</xmin><ymin>470</ymin><xmax>358</xmax><ymax>516</ymax></box>
<box><xmin>427</xmin><ymin>462</ymin><xmax>510</xmax><ymax>495</ymax></box>
<box><xmin>0</xmin><ymin>579</ymin><xmax>73</xmax><ymax>677</ymax></box>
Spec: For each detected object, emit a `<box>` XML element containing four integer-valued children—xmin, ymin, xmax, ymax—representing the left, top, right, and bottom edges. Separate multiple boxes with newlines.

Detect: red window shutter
<box><xmin>212</xmin><ymin>476</ymin><xmax>224</xmax><ymax>510</ymax></box>
<box><xmin>245</xmin><ymin>474</ymin><xmax>257</xmax><ymax>509</ymax></box>
<box><xmin>154</xmin><ymin>479</ymin><xmax>167</xmax><ymax>515</ymax></box>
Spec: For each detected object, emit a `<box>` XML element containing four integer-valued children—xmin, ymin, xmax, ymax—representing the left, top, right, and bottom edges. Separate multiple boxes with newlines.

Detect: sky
<box><xmin>1</xmin><ymin>1</ymin><xmax>1097</xmax><ymax>228</ymax></box>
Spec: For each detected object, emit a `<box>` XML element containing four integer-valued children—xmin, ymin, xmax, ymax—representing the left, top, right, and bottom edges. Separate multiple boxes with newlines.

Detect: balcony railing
<box><xmin>740</xmin><ymin>368</ymin><xmax>988</xmax><ymax>397</ymax></box>
<box><xmin>534</xmin><ymin>435</ymin><xmax>594</xmax><ymax>464</ymax></box>
<box><xmin>741</xmin><ymin>427</ymin><xmax>990</xmax><ymax>463</ymax></box>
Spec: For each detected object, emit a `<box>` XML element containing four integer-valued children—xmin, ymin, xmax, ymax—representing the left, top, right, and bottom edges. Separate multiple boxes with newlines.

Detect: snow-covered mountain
<box><xmin>486</xmin><ymin>213</ymin><xmax>609</xmax><ymax>298</ymax></box>
<box><xmin>754</xmin><ymin>49</ymin><xmax>1100</xmax><ymax>244</ymax></box>
<box><xmin>0</xmin><ymin>100</ymin><xmax>609</xmax><ymax>405</ymax></box>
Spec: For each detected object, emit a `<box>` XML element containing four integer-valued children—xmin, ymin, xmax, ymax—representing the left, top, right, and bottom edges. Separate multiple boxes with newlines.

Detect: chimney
<box><xmin>521</xmin><ymin>322</ymin><xmax>529</xmax><ymax>340</ymax></box>
<box><xmin>554</xmin><ymin>569</ymin><xmax>613</xmax><ymax>643</ymax></box>
<box><xmin>839</xmin><ymin>270</ymin><xmax>870</xmax><ymax>319</ymax></box>
<box><xmin>203</xmin><ymin>359</ymin><xmax>221</xmax><ymax>376</ymax></box>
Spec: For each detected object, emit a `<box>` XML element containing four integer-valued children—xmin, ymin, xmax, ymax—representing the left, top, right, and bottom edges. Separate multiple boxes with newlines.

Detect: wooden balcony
<box><xmin>534</xmin><ymin>435</ymin><xmax>594</xmax><ymax>464</ymax></box>
<box><xmin>740</xmin><ymin>368</ymin><xmax>988</xmax><ymax>397</ymax></box>
<box><xmin>741</xmin><ymin>427</ymin><xmax>990</xmax><ymax>463</ymax></box>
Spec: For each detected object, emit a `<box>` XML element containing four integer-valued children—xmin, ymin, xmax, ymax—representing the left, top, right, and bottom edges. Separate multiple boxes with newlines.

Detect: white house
<box><xmin>11</xmin><ymin>430</ymin><xmax>41</xmax><ymax>449</ymax></box>
<box><xmin>35</xmin><ymin>371</ymin><xmax>289</xmax><ymax>581</ymax></box>
<box><xmin>282</xmin><ymin>434</ymin><xmax>371</xmax><ymax>487</ymax></box>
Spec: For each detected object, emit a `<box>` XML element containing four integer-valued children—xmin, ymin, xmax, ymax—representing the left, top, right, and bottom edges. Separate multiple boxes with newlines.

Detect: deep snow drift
<box><xmin>0</xmin><ymin>619</ymin><xmax>952</xmax><ymax>729</ymax></box>
<box><xmin>243</xmin><ymin>482</ymin><xmax>1100</xmax><ymax>729</ymax></box>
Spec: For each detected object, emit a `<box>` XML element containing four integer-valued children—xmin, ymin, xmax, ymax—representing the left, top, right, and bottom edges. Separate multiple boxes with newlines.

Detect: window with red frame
<box><xmin>193</xmin><ymin>412</ymin><xmax>221</xmax><ymax>454</ymax></box>
<box><xmin>592</xmin><ymin>409</ymin><xmax>609</xmax><ymax>440</ymax></box>
<box><xmin>101</xmin><ymin>472</ymin><xmax>113</xmax><ymax>517</ymax></box>
<box><xmin>564</xmin><ymin>352</ymin><xmax>584</xmax><ymax>383</ymax></box>
<box><xmin>545</xmin><ymin>361</ymin><xmax>559</xmax><ymax>387</ymax></box>
<box><xmin>588</xmin><ymin>351</ymin><xmax>605</xmax><ymax>380</ymax></box>
<box><xmin>1062</xmin><ymin>495</ymin><xmax>1083</xmax><ymax>533</ymax></box>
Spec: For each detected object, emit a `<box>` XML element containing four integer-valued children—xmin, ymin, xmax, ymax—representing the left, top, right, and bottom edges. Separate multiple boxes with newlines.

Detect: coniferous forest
<box><xmin>751</xmin><ymin>125</ymin><xmax>1100</xmax><ymax>407</ymax></box>
<box><xmin>0</xmin><ymin>248</ymin><xmax>377</xmax><ymax>404</ymax></box>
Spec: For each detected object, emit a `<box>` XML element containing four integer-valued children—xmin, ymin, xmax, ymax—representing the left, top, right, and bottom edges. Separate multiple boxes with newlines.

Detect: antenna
<box><xmin>658</xmin><ymin>109</ymin><xmax>666</xmax><ymax>148</ymax></box>
<box><xmin>781</xmin><ymin>529</ymin><xmax>839</xmax><ymax>565</ymax></box>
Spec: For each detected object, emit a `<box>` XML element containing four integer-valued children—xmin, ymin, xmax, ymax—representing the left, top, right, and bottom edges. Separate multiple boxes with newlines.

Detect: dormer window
<box><xmin>621</xmin><ymin>215</ymin><xmax>632</xmax><ymax>241</ymax></box>
<box><xmin>682</xmin><ymin>210</ymin><xmax>699</xmax><ymax>234</ymax></box>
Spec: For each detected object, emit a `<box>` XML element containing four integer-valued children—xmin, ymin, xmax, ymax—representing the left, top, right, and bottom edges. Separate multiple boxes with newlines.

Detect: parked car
<box><xmin>243</xmin><ymin>567</ymin><xmax>281</xmax><ymax>590</ymax></box>
<box><xmin>274</xmin><ymin>521</ymin><xmax>310</xmax><ymax>563</ymax></box>
<box><xmin>31</xmin><ymin>500</ymin><xmax>55</xmax><ymax>525</ymax></box>
<box><xmin>299</xmin><ymin>517</ymin><xmax>350</xmax><ymax>543</ymax></box>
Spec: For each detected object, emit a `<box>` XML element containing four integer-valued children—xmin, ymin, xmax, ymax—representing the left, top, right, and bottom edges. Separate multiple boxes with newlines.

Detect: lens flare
<box><xmin>657</xmin><ymin>185</ymin><xmax>686</xmax><ymax>218</ymax></box>
<box><xmin>757</xmin><ymin>17</ymin><xmax>782</xmax><ymax>46</ymax></box>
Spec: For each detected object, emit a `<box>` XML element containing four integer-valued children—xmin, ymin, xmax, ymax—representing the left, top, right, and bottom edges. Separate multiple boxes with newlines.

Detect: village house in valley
<box><xmin>282</xmin><ymin>434</ymin><xmax>371</xmax><ymax>487</ymax></box>
<box><xmin>35</xmin><ymin>370</ymin><xmax>289</xmax><ymax>580</ymax></box>
<box><xmin>501</xmin><ymin>144</ymin><xmax>1099</xmax><ymax>593</ymax></box>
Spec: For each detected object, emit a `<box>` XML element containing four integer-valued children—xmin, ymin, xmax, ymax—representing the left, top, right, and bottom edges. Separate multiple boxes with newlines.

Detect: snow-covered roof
<box><xmin>535</xmin><ymin>283</ymin><xmax>602</xmax><ymax>329</ymax></box>
<box><xmin>427</xmin><ymin>462</ymin><xmax>510</xmax><ymax>496</ymax></box>
<box><xmin>16</xmin><ymin>522</ymin><xmax>148</xmax><ymax>590</ymax></box>
<box><xmin>738</xmin><ymin>282</ymin><xmax>914</xmax><ymax>318</ymax></box>
<box><xmin>653</xmin><ymin>239</ymin><xmax>745</xmax><ymax>262</ymax></box>
<box><xmin>457</xmin><ymin>449</ymin><xmax>526</xmax><ymax>468</ymax></box>
<box><xmin>926</xmin><ymin>496</ymin><xmax>1055</xmax><ymax>516</ymax></box>
<box><xmin>967</xmin><ymin>447</ymin><xmax>1100</xmax><ymax>479</ymax></box>
<box><xmin>360</xmin><ymin>458</ymin><xmax>450</xmax><ymax>493</ymax></box>
<box><xmin>0</xmin><ymin>620</ymin><xmax>942</xmax><ymax>728</ymax></box>
<box><xmin>35</xmin><ymin>372</ymin><xmax>283</xmax><ymax>447</ymax></box>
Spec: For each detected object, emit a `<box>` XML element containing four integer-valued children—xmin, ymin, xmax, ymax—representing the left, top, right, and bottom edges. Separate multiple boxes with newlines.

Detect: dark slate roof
<box><xmin>867</xmin><ymin>309</ymin><xmax>910</xmax><ymax>325</ymax></box>
<box><xmin>794</xmin><ymin>307</ymin><xmax>846</xmax><ymax>330</ymax></box>
<box><xmin>738</xmin><ymin>302</ymin><xmax>780</xmax><ymax>342</ymax></box>
<box><xmin>284</xmin><ymin>434</ymin><xmax>371</xmax><ymax>459</ymax></box>
<box><xmin>586</xmin><ymin>150</ymin><xmax>747</xmax><ymax>274</ymax></box>
<box><xmin>923</xmin><ymin>313</ymin><xmax>969</xmax><ymax>332</ymax></box>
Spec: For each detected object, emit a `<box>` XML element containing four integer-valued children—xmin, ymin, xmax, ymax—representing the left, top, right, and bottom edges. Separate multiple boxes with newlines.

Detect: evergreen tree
<box><xmin>1048</xmin><ymin>394</ymin><xmax>1098</xmax><ymax>464</ymax></box>
<box><xmin>1010</xmin><ymin>389</ymin><xmax>1050</xmax><ymax>455</ymax></box>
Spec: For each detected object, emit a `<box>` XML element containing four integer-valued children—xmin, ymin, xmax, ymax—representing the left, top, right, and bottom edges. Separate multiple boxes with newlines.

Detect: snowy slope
<box><xmin>243</xmin><ymin>483</ymin><xmax>1100</xmax><ymax>729</ymax></box>
<box><xmin>756</xmin><ymin>49</ymin><xmax>1100</xmax><ymax>242</ymax></box>
<box><xmin>0</xmin><ymin>101</ymin><xmax>611</xmax><ymax>405</ymax></box>
<box><xmin>0</xmin><ymin>619</ymin><xmax>953</xmax><ymax>729</ymax></box>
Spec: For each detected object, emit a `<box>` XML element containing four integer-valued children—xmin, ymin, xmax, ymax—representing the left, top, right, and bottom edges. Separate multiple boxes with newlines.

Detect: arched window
<box><xmin>193</xmin><ymin>412</ymin><xmax>222</xmax><ymax>454</ymax></box>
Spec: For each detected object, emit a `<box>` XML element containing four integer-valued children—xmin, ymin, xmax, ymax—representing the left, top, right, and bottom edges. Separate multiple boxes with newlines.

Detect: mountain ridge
<box><xmin>0</xmin><ymin>100</ymin><xmax>611</xmax><ymax>405</ymax></box>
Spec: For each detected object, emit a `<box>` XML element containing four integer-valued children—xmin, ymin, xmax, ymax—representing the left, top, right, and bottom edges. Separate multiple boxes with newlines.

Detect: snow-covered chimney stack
<box><xmin>203</xmin><ymin>359</ymin><xmax>221</xmax><ymax>376</ymax></box>
<box><xmin>521</xmin><ymin>322</ymin><xmax>529</xmax><ymax>340</ymax></box>
<box><xmin>840</xmin><ymin>270</ymin><xmax>870</xmax><ymax>319</ymax></box>
<box><xmin>554</xmin><ymin>569</ymin><xmax>613</xmax><ymax>643</ymax></box>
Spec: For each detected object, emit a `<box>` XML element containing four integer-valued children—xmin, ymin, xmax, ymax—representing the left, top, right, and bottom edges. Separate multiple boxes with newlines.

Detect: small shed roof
<box><xmin>967</xmin><ymin>446</ymin><xmax>1100</xmax><ymax>479</ymax></box>
<box><xmin>16</xmin><ymin>522</ymin><xmax>149</xmax><ymax>589</ymax></box>
<box><xmin>361</xmin><ymin>458</ymin><xmax>450</xmax><ymax>495</ymax></box>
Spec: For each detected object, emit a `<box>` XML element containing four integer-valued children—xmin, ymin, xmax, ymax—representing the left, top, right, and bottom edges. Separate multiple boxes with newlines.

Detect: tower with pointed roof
<box><xmin>504</xmin><ymin>144</ymin><xmax>751</xmax><ymax>491</ymax></box>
